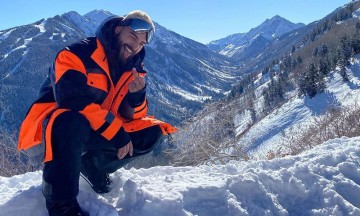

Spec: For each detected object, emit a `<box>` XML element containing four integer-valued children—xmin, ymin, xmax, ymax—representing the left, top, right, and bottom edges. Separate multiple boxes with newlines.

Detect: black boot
<box><xmin>80</xmin><ymin>125</ymin><xmax>163</xmax><ymax>193</ymax></box>
<box><xmin>80</xmin><ymin>151</ymin><xmax>111</xmax><ymax>194</ymax></box>
<box><xmin>46</xmin><ymin>198</ymin><xmax>89</xmax><ymax>216</ymax></box>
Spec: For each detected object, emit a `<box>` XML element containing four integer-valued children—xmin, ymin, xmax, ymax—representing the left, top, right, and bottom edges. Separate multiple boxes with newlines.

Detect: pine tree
<box><xmin>356</xmin><ymin>22</ymin><xmax>360</xmax><ymax>33</ymax></box>
<box><xmin>319</xmin><ymin>43</ymin><xmax>328</xmax><ymax>56</ymax></box>
<box><xmin>337</xmin><ymin>46</ymin><xmax>349</xmax><ymax>81</ymax></box>
<box><xmin>340</xmin><ymin>36</ymin><xmax>352</xmax><ymax>61</ymax></box>
<box><xmin>297</xmin><ymin>56</ymin><xmax>303</xmax><ymax>65</ymax></box>
<box><xmin>318</xmin><ymin>58</ymin><xmax>329</xmax><ymax>76</ymax></box>
<box><xmin>351</xmin><ymin>33</ymin><xmax>360</xmax><ymax>54</ymax></box>
<box><xmin>313</xmin><ymin>47</ymin><xmax>318</xmax><ymax>56</ymax></box>
<box><xmin>298</xmin><ymin>63</ymin><xmax>325</xmax><ymax>98</ymax></box>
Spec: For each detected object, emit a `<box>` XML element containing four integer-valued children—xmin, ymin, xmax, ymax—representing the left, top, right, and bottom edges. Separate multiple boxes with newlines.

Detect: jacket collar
<box><xmin>91</xmin><ymin>39</ymin><xmax>110</xmax><ymax>76</ymax></box>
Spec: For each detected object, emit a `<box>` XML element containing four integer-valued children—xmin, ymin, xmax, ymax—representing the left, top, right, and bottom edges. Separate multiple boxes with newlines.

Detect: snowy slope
<box><xmin>61</xmin><ymin>11</ymin><xmax>99</xmax><ymax>36</ymax></box>
<box><xmin>1</xmin><ymin>136</ymin><xmax>360</xmax><ymax>216</ymax></box>
<box><xmin>236</xmin><ymin>55</ymin><xmax>360</xmax><ymax>159</ymax></box>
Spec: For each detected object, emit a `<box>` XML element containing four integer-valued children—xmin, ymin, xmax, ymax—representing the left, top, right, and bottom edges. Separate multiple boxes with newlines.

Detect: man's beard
<box><xmin>113</xmin><ymin>33</ymin><xmax>135</xmax><ymax>67</ymax></box>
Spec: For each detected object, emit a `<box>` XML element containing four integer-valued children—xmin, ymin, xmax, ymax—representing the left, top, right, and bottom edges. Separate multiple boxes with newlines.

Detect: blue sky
<box><xmin>0</xmin><ymin>0</ymin><xmax>351</xmax><ymax>44</ymax></box>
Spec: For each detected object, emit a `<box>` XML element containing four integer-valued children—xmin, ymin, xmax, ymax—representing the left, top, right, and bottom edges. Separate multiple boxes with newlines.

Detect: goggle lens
<box><xmin>128</xmin><ymin>19</ymin><xmax>154</xmax><ymax>44</ymax></box>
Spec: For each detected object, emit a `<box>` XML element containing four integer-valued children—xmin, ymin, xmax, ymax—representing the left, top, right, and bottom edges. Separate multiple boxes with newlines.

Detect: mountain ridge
<box><xmin>207</xmin><ymin>15</ymin><xmax>305</xmax><ymax>58</ymax></box>
<box><xmin>0</xmin><ymin>10</ymin><xmax>239</xmax><ymax>130</ymax></box>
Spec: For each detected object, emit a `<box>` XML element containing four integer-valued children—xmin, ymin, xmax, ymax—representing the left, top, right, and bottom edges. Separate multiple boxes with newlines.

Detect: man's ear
<box><xmin>115</xmin><ymin>26</ymin><xmax>122</xmax><ymax>34</ymax></box>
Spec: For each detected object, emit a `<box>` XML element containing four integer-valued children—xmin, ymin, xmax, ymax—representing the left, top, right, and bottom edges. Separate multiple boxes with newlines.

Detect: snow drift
<box><xmin>1</xmin><ymin>136</ymin><xmax>360</xmax><ymax>216</ymax></box>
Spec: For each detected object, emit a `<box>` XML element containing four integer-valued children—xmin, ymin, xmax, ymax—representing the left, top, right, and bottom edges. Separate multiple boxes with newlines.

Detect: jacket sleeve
<box><xmin>50</xmin><ymin>50</ymin><xmax>130</xmax><ymax>149</ymax></box>
<box><xmin>118</xmin><ymin>83</ymin><xmax>148</xmax><ymax>120</ymax></box>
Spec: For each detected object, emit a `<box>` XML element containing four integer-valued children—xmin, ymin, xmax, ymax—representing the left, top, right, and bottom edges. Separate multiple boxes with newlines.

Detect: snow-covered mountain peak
<box><xmin>249</xmin><ymin>15</ymin><xmax>305</xmax><ymax>40</ymax></box>
<box><xmin>207</xmin><ymin>32</ymin><xmax>245</xmax><ymax>52</ymax></box>
<box><xmin>61</xmin><ymin>10</ymin><xmax>110</xmax><ymax>36</ymax></box>
<box><xmin>84</xmin><ymin>10</ymin><xmax>114</xmax><ymax>25</ymax></box>
<box><xmin>62</xmin><ymin>11</ymin><xmax>82</xmax><ymax>18</ymax></box>
<box><xmin>208</xmin><ymin>15</ymin><xmax>305</xmax><ymax>57</ymax></box>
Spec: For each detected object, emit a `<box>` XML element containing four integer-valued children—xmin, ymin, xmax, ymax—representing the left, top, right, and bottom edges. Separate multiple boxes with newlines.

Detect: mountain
<box><xmin>0</xmin><ymin>10</ymin><xmax>240</xmax><ymax>131</ymax></box>
<box><xmin>173</xmin><ymin>1</ymin><xmax>360</xmax><ymax>164</ymax></box>
<box><xmin>208</xmin><ymin>15</ymin><xmax>305</xmax><ymax>59</ymax></box>
<box><xmin>0</xmin><ymin>15</ymin><xmax>83</xmax><ymax>131</ymax></box>
<box><xmin>1</xmin><ymin>136</ymin><xmax>360</xmax><ymax>215</ymax></box>
<box><xmin>84</xmin><ymin>10</ymin><xmax>114</xmax><ymax>27</ymax></box>
<box><xmin>207</xmin><ymin>32</ymin><xmax>245</xmax><ymax>53</ymax></box>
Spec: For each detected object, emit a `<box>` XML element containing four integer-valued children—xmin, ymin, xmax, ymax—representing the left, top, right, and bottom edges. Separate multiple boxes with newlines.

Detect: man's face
<box><xmin>114</xmin><ymin>26</ymin><xmax>147</xmax><ymax>63</ymax></box>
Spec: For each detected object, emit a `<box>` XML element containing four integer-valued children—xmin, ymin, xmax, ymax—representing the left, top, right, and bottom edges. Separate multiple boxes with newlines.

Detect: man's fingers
<box><xmin>124</xmin><ymin>144</ymin><xmax>129</xmax><ymax>158</ymax></box>
<box><xmin>117</xmin><ymin>146</ymin><xmax>126</xmax><ymax>159</ymax></box>
<box><xmin>117</xmin><ymin>142</ymin><xmax>133</xmax><ymax>159</ymax></box>
<box><xmin>117</xmin><ymin>149</ymin><xmax>122</xmax><ymax>159</ymax></box>
<box><xmin>117</xmin><ymin>148</ymin><xmax>124</xmax><ymax>159</ymax></box>
<box><xmin>132</xmin><ymin>68</ymin><xmax>139</xmax><ymax>78</ymax></box>
<box><xmin>133</xmin><ymin>76</ymin><xmax>145</xmax><ymax>87</ymax></box>
<box><xmin>128</xmin><ymin>78</ymin><xmax>145</xmax><ymax>93</ymax></box>
<box><xmin>128</xmin><ymin>82</ymin><xmax>135</xmax><ymax>92</ymax></box>
<box><xmin>134</xmin><ymin>78</ymin><xmax>143</xmax><ymax>86</ymax></box>
<box><xmin>129</xmin><ymin>141</ymin><xmax>133</xmax><ymax>156</ymax></box>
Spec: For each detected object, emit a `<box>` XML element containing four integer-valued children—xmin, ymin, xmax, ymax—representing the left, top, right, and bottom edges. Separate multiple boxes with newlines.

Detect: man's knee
<box><xmin>51</xmin><ymin>111</ymin><xmax>90</xmax><ymax>151</ymax></box>
<box><xmin>130</xmin><ymin>125</ymin><xmax>163</xmax><ymax>154</ymax></box>
<box><xmin>146</xmin><ymin>125</ymin><xmax>163</xmax><ymax>144</ymax></box>
<box><xmin>52</xmin><ymin>111</ymin><xmax>90</xmax><ymax>136</ymax></box>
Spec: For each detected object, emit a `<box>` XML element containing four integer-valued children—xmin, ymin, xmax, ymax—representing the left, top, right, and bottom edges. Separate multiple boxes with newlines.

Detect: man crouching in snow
<box><xmin>18</xmin><ymin>10</ymin><xmax>176</xmax><ymax>216</ymax></box>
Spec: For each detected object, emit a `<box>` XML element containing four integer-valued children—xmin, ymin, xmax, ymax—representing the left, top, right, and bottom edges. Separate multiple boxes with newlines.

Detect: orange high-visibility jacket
<box><xmin>18</xmin><ymin>18</ymin><xmax>176</xmax><ymax>164</ymax></box>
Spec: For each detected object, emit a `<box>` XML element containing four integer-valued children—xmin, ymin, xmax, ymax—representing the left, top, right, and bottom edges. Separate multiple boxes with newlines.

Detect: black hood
<box><xmin>95</xmin><ymin>15</ymin><xmax>146</xmax><ymax>71</ymax></box>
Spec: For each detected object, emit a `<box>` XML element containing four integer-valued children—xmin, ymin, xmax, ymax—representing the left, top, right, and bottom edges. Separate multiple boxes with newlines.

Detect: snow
<box><xmin>353</xmin><ymin>8</ymin><xmax>360</xmax><ymax>18</ymax></box>
<box><xmin>234</xmin><ymin>109</ymin><xmax>253</xmax><ymax>136</ymax></box>
<box><xmin>84</xmin><ymin>10</ymin><xmax>113</xmax><ymax>27</ymax></box>
<box><xmin>62</xmin><ymin>11</ymin><xmax>98</xmax><ymax>36</ymax></box>
<box><xmin>168</xmin><ymin>86</ymin><xmax>212</xmax><ymax>102</ymax></box>
<box><xmin>236</xmin><ymin>54</ymin><xmax>360</xmax><ymax>159</ymax></box>
<box><xmin>3</xmin><ymin>21</ymin><xmax>46</xmax><ymax>62</ymax></box>
<box><xmin>1</xmin><ymin>136</ymin><xmax>360</xmax><ymax>215</ymax></box>
<box><xmin>197</xmin><ymin>59</ymin><xmax>235</xmax><ymax>80</ymax></box>
<box><xmin>0</xmin><ymin>28</ymin><xmax>15</xmax><ymax>41</ymax></box>
<box><xmin>33</xmin><ymin>20</ymin><xmax>46</xmax><ymax>33</ymax></box>
<box><xmin>239</xmin><ymin>97</ymin><xmax>311</xmax><ymax>157</ymax></box>
<box><xmin>58</xmin><ymin>22</ymin><xmax>76</xmax><ymax>36</ymax></box>
<box><xmin>220</xmin><ymin>43</ymin><xmax>244</xmax><ymax>56</ymax></box>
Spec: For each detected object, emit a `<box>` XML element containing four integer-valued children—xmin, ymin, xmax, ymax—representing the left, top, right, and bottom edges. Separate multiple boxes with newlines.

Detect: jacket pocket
<box><xmin>87</xmin><ymin>73</ymin><xmax>109</xmax><ymax>93</ymax></box>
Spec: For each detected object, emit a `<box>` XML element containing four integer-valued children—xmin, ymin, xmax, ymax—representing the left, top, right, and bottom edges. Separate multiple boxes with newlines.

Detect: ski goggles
<box><xmin>122</xmin><ymin>18</ymin><xmax>154</xmax><ymax>44</ymax></box>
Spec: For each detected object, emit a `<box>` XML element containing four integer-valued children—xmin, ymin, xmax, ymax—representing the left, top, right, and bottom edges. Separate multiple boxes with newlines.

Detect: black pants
<box><xmin>42</xmin><ymin>111</ymin><xmax>163</xmax><ymax>201</ymax></box>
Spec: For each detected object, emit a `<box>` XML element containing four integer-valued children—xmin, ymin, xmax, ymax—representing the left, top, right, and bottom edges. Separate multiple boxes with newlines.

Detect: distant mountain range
<box><xmin>207</xmin><ymin>15</ymin><xmax>305</xmax><ymax>57</ymax></box>
<box><xmin>0</xmin><ymin>8</ymin><xmax>341</xmax><ymax>132</ymax></box>
<box><xmin>0</xmin><ymin>10</ymin><xmax>239</xmax><ymax>130</ymax></box>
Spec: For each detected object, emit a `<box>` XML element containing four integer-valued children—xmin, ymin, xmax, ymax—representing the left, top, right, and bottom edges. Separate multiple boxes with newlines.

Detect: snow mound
<box><xmin>1</xmin><ymin>136</ymin><xmax>360</xmax><ymax>216</ymax></box>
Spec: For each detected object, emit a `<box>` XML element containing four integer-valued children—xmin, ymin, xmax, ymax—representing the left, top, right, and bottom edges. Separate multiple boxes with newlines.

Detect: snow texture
<box><xmin>235</xmin><ymin>54</ymin><xmax>360</xmax><ymax>159</ymax></box>
<box><xmin>1</xmin><ymin>136</ymin><xmax>360</xmax><ymax>216</ymax></box>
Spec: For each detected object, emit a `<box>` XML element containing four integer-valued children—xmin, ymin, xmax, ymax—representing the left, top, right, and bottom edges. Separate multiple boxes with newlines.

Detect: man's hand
<box><xmin>117</xmin><ymin>141</ymin><xmax>133</xmax><ymax>159</ymax></box>
<box><xmin>128</xmin><ymin>68</ymin><xmax>145</xmax><ymax>93</ymax></box>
